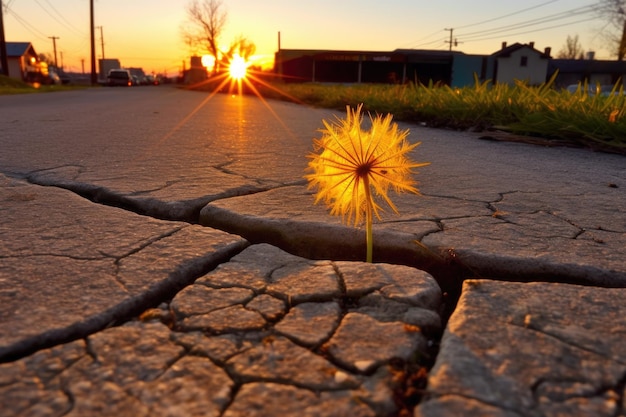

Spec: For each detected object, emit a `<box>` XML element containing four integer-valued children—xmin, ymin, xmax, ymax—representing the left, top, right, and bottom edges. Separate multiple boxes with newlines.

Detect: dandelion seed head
<box><xmin>306</xmin><ymin>104</ymin><xmax>429</xmax><ymax>226</ymax></box>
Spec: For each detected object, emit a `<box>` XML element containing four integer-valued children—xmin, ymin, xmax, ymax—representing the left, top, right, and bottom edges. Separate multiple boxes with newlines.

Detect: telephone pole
<box><xmin>49</xmin><ymin>36</ymin><xmax>60</xmax><ymax>67</ymax></box>
<box><xmin>444</xmin><ymin>28</ymin><xmax>453</xmax><ymax>51</ymax></box>
<box><xmin>96</xmin><ymin>26</ymin><xmax>104</xmax><ymax>59</ymax></box>
<box><xmin>90</xmin><ymin>0</ymin><xmax>96</xmax><ymax>84</ymax></box>
<box><xmin>0</xmin><ymin>0</ymin><xmax>8</xmax><ymax>76</ymax></box>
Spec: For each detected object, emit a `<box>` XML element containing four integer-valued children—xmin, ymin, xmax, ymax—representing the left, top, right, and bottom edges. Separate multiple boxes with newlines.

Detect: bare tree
<box><xmin>557</xmin><ymin>35</ymin><xmax>585</xmax><ymax>59</ymax></box>
<box><xmin>37</xmin><ymin>53</ymin><xmax>55</xmax><ymax>65</ymax></box>
<box><xmin>599</xmin><ymin>0</ymin><xmax>626</xmax><ymax>60</ymax></box>
<box><xmin>182</xmin><ymin>0</ymin><xmax>227</xmax><ymax>73</ymax></box>
<box><xmin>222</xmin><ymin>35</ymin><xmax>256</xmax><ymax>64</ymax></box>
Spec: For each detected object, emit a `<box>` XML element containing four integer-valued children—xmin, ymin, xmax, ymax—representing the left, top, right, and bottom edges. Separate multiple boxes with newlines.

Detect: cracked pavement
<box><xmin>1</xmin><ymin>87</ymin><xmax>625</xmax><ymax>416</ymax></box>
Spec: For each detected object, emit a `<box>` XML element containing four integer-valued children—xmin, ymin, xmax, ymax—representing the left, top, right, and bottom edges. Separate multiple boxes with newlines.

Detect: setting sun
<box><xmin>229</xmin><ymin>54</ymin><xmax>248</xmax><ymax>80</ymax></box>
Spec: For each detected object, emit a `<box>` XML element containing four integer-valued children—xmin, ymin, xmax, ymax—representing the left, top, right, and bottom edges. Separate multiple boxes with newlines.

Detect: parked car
<box><xmin>565</xmin><ymin>84</ymin><xmax>596</xmax><ymax>95</ymax></box>
<box><xmin>106</xmin><ymin>69</ymin><xmax>133</xmax><ymax>86</ymax></box>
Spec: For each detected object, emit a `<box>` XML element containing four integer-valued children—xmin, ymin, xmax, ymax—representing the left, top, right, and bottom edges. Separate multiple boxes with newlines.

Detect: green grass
<box><xmin>258</xmin><ymin>75</ymin><xmax>626</xmax><ymax>155</ymax></box>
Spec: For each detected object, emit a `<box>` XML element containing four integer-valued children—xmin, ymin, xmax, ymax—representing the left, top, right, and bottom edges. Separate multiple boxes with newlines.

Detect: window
<box><xmin>520</xmin><ymin>56</ymin><xmax>528</xmax><ymax>67</ymax></box>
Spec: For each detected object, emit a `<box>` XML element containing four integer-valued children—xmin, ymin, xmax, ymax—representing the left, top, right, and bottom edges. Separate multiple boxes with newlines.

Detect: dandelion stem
<box><xmin>363</xmin><ymin>176</ymin><xmax>373</xmax><ymax>263</ymax></box>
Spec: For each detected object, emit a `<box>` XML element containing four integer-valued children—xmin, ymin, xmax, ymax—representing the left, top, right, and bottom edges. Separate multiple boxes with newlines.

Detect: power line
<box><xmin>40</xmin><ymin>0</ymin><xmax>85</xmax><ymax>36</ymax></box>
<box><xmin>455</xmin><ymin>0</ymin><xmax>562</xmax><ymax>30</ymax></box>
<box><xmin>461</xmin><ymin>16</ymin><xmax>599</xmax><ymax>44</ymax></box>
<box><xmin>5</xmin><ymin>6</ymin><xmax>49</xmax><ymax>41</ymax></box>
<box><xmin>404</xmin><ymin>1</ymin><xmax>592</xmax><ymax>50</ymax></box>
<box><xmin>400</xmin><ymin>28</ymin><xmax>445</xmax><ymax>48</ymax></box>
<box><xmin>457</xmin><ymin>4</ymin><xmax>600</xmax><ymax>41</ymax></box>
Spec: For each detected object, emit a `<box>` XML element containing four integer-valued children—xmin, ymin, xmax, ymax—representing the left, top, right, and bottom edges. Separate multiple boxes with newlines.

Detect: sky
<box><xmin>3</xmin><ymin>0</ymin><xmax>613</xmax><ymax>77</ymax></box>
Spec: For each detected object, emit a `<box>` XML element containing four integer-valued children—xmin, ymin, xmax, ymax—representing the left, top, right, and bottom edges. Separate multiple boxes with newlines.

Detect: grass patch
<box><xmin>258</xmin><ymin>75</ymin><xmax>626</xmax><ymax>155</ymax></box>
<box><xmin>0</xmin><ymin>74</ymin><xmax>38</xmax><ymax>94</ymax></box>
<box><xmin>0</xmin><ymin>74</ymin><xmax>87</xmax><ymax>95</ymax></box>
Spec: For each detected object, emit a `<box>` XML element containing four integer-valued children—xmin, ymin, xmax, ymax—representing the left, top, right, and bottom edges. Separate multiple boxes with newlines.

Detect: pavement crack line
<box><xmin>0</xmin><ymin>253</ymin><xmax>109</xmax><ymax>262</ymax></box>
<box><xmin>107</xmin><ymin>226</ymin><xmax>189</xmax><ymax>293</ymax></box>
<box><xmin>109</xmin><ymin>225</ymin><xmax>188</xmax><ymax>260</ymax></box>
<box><xmin>18</xmin><ymin>173</ymin><xmax>620</xmax><ymax>297</ymax></box>
<box><xmin>507</xmin><ymin>319</ymin><xmax>626</xmax><ymax>366</ymax></box>
<box><xmin>0</xmin><ymin>239</ymin><xmax>251</xmax><ymax>363</ymax></box>
<box><xmin>23</xmin><ymin>172</ymin><xmax>307</xmax><ymax>225</ymax></box>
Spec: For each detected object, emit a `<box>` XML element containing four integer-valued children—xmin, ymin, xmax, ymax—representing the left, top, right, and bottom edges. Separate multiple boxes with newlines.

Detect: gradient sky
<box><xmin>4</xmin><ymin>0</ymin><xmax>609</xmax><ymax>76</ymax></box>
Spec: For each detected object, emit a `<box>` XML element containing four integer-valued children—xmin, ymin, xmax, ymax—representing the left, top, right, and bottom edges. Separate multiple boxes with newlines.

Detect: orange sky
<box><xmin>4</xmin><ymin>0</ymin><xmax>610</xmax><ymax>77</ymax></box>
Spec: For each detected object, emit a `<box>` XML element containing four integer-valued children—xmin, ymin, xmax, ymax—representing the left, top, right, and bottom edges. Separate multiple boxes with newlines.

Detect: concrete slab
<box><xmin>0</xmin><ymin>174</ymin><xmax>248</xmax><ymax>362</ymax></box>
<box><xmin>415</xmin><ymin>279</ymin><xmax>626</xmax><ymax>417</ymax></box>
<box><xmin>1</xmin><ymin>88</ymin><xmax>625</xmax><ymax>415</ymax></box>
<box><xmin>0</xmin><ymin>244</ymin><xmax>443</xmax><ymax>417</ymax></box>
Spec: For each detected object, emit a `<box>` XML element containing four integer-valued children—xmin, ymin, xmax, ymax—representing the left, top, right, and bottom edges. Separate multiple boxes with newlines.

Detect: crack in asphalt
<box><xmin>513</xmin><ymin>318</ymin><xmax>626</xmax><ymax>366</ymax></box>
<box><xmin>3</xmin><ymin>171</ymin><xmax>624</xmax><ymax>415</ymax></box>
<box><xmin>0</xmin><ymin>235</ymin><xmax>250</xmax><ymax>363</ymax></box>
<box><xmin>15</xmin><ymin>172</ymin><xmax>624</xmax><ymax>322</ymax></box>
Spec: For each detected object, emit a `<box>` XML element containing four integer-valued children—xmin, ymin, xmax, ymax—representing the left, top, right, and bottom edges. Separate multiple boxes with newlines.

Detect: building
<box><xmin>5</xmin><ymin>42</ymin><xmax>40</xmax><ymax>81</ymax></box>
<box><xmin>182</xmin><ymin>56</ymin><xmax>208</xmax><ymax>84</ymax></box>
<box><xmin>276</xmin><ymin>49</ymin><xmax>459</xmax><ymax>85</ymax></box>
<box><xmin>275</xmin><ymin>42</ymin><xmax>554</xmax><ymax>88</ymax></box>
<box><xmin>549</xmin><ymin>59</ymin><xmax>626</xmax><ymax>88</ymax></box>
<box><xmin>99</xmin><ymin>58</ymin><xmax>121</xmax><ymax>81</ymax></box>
<box><xmin>487</xmin><ymin>42</ymin><xmax>551</xmax><ymax>86</ymax></box>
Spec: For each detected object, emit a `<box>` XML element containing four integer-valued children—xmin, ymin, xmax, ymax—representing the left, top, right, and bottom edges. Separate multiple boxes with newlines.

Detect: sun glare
<box><xmin>158</xmin><ymin>48</ymin><xmax>304</xmax><ymax>149</ymax></box>
<box><xmin>229</xmin><ymin>54</ymin><xmax>248</xmax><ymax>80</ymax></box>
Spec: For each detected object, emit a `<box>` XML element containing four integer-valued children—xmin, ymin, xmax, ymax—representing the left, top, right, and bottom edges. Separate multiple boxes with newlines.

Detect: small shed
<box><xmin>488</xmin><ymin>42</ymin><xmax>551</xmax><ymax>85</ymax></box>
<box><xmin>6</xmin><ymin>42</ymin><xmax>39</xmax><ymax>81</ymax></box>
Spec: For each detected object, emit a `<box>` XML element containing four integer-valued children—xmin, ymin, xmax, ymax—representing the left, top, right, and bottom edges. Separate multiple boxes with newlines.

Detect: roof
<box><xmin>278</xmin><ymin>48</ymin><xmax>464</xmax><ymax>64</ymax></box>
<box><xmin>492</xmin><ymin>42</ymin><xmax>549</xmax><ymax>59</ymax></box>
<box><xmin>394</xmin><ymin>48</ymin><xmax>465</xmax><ymax>57</ymax></box>
<box><xmin>6</xmin><ymin>42</ymin><xmax>36</xmax><ymax>58</ymax></box>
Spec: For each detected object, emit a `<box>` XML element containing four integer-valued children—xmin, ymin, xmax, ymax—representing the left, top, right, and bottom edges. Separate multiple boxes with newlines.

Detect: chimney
<box><xmin>502</xmin><ymin>41</ymin><xmax>507</xmax><ymax>49</ymax></box>
<box><xmin>529</xmin><ymin>41</ymin><xmax>535</xmax><ymax>48</ymax></box>
<box><xmin>586</xmin><ymin>51</ymin><xmax>595</xmax><ymax>60</ymax></box>
<box><xmin>544</xmin><ymin>47</ymin><xmax>551</xmax><ymax>57</ymax></box>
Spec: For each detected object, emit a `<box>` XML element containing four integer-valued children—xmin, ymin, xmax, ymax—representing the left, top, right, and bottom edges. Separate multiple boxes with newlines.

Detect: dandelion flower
<box><xmin>306</xmin><ymin>104</ymin><xmax>429</xmax><ymax>262</ymax></box>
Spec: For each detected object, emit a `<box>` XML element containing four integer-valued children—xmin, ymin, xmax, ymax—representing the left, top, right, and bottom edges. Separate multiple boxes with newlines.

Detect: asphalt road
<box><xmin>2</xmin><ymin>84</ymin><xmax>625</xmax><ymax>290</ymax></box>
<box><xmin>0</xmin><ymin>86</ymin><xmax>339</xmax><ymax>192</ymax></box>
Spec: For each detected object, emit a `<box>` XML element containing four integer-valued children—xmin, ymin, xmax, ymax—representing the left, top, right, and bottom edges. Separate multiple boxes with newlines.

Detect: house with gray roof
<box><xmin>5</xmin><ymin>42</ymin><xmax>39</xmax><ymax>81</ymax></box>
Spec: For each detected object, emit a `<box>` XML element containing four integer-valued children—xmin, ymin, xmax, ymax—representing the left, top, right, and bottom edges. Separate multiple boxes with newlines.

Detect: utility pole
<box><xmin>277</xmin><ymin>31</ymin><xmax>282</xmax><ymax>78</ymax></box>
<box><xmin>444</xmin><ymin>28</ymin><xmax>453</xmax><ymax>51</ymax></box>
<box><xmin>90</xmin><ymin>0</ymin><xmax>96</xmax><ymax>85</ymax></box>
<box><xmin>0</xmin><ymin>0</ymin><xmax>9</xmax><ymax>76</ymax></box>
<box><xmin>49</xmin><ymin>36</ymin><xmax>60</xmax><ymax>67</ymax></box>
<box><xmin>81</xmin><ymin>58</ymin><xmax>85</xmax><ymax>74</ymax></box>
<box><xmin>96</xmin><ymin>26</ymin><xmax>104</xmax><ymax>59</ymax></box>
